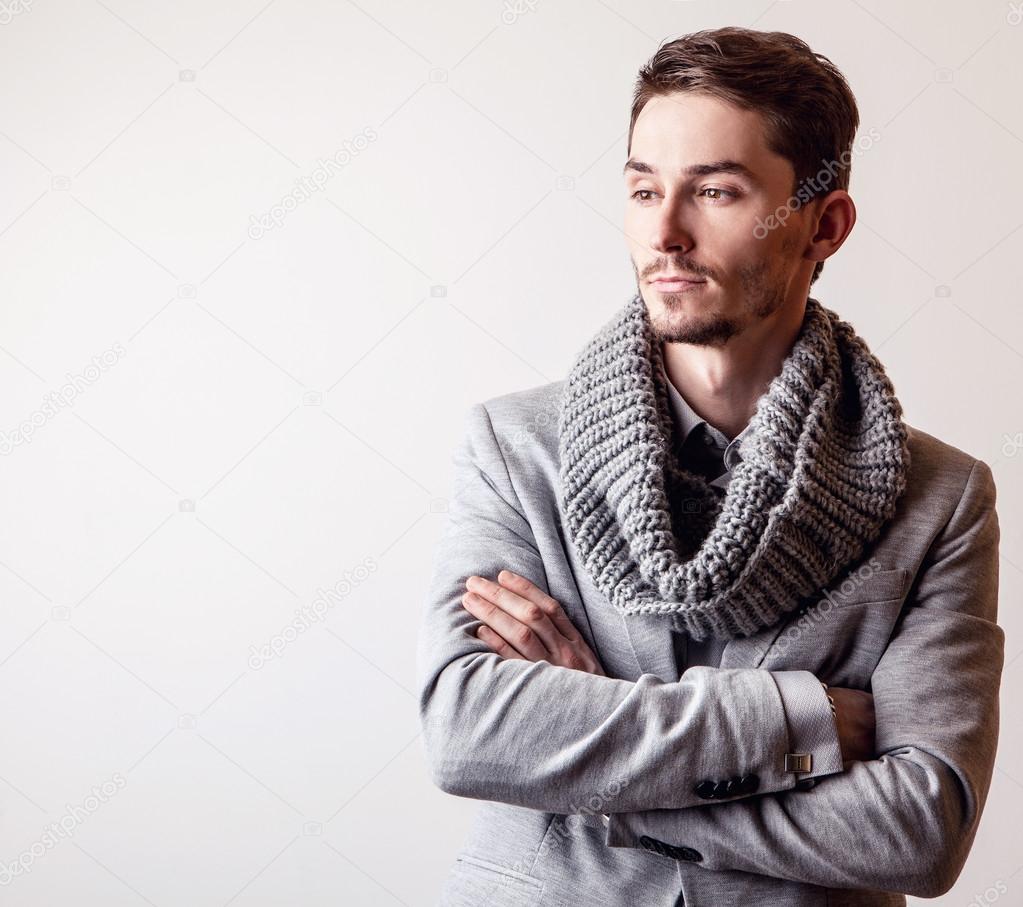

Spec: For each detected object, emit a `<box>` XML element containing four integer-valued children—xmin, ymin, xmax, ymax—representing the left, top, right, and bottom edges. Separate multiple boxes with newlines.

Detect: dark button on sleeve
<box><xmin>724</xmin><ymin>776</ymin><xmax>743</xmax><ymax>797</ymax></box>
<box><xmin>639</xmin><ymin>835</ymin><xmax>663</xmax><ymax>855</ymax></box>
<box><xmin>739</xmin><ymin>773</ymin><xmax>760</xmax><ymax>794</ymax></box>
<box><xmin>694</xmin><ymin>779</ymin><xmax>717</xmax><ymax>799</ymax></box>
<box><xmin>641</xmin><ymin>836</ymin><xmax>703</xmax><ymax>863</ymax></box>
<box><xmin>673</xmin><ymin>845</ymin><xmax>703</xmax><ymax>862</ymax></box>
<box><xmin>712</xmin><ymin>780</ymin><xmax>731</xmax><ymax>799</ymax></box>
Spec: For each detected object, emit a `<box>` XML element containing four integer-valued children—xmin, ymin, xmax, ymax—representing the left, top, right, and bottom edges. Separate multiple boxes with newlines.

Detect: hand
<box><xmin>828</xmin><ymin>686</ymin><xmax>876</xmax><ymax>762</ymax></box>
<box><xmin>461</xmin><ymin>570</ymin><xmax>606</xmax><ymax>675</ymax></box>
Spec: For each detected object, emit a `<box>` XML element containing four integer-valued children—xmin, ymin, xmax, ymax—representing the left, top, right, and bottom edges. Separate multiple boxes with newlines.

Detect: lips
<box><xmin>651</xmin><ymin>274</ymin><xmax>705</xmax><ymax>283</ymax></box>
<box><xmin>650</xmin><ymin>275</ymin><xmax>707</xmax><ymax>290</ymax></box>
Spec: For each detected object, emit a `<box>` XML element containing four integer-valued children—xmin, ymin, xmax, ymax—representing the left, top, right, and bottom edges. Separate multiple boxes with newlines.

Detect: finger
<box><xmin>496</xmin><ymin>570</ymin><xmax>585</xmax><ymax>643</ymax></box>
<box><xmin>461</xmin><ymin>591</ymin><xmax>550</xmax><ymax>661</ymax></box>
<box><xmin>491</xmin><ymin>571</ymin><xmax>607</xmax><ymax>669</ymax></box>
<box><xmin>476</xmin><ymin>626</ymin><xmax>525</xmax><ymax>661</ymax></box>
<box><xmin>464</xmin><ymin>575</ymin><xmax>564</xmax><ymax>656</ymax></box>
<box><xmin>492</xmin><ymin>569</ymin><xmax>588</xmax><ymax>649</ymax></box>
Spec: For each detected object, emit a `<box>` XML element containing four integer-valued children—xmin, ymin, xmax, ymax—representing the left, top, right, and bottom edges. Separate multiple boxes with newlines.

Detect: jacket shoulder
<box><xmin>462</xmin><ymin>382</ymin><xmax>567</xmax><ymax>511</ymax></box>
<box><xmin>477</xmin><ymin>380</ymin><xmax>567</xmax><ymax>453</ymax></box>
<box><xmin>906</xmin><ymin>421</ymin><xmax>985</xmax><ymax>469</ymax></box>
<box><xmin>904</xmin><ymin>421</ymin><xmax>992</xmax><ymax>503</ymax></box>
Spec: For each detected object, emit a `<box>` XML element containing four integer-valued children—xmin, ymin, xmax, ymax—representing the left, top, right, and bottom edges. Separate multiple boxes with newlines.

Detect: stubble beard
<box><xmin>643</xmin><ymin>241</ymin><xmax>794</xmax><ymax>349</ymax></box>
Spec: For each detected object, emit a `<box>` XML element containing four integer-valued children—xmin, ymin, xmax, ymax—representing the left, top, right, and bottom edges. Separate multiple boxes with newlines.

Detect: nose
<box><xmin>649</xmin><ymin>198</ymin><xmax>694</xmax><ymax>257</ymax></box>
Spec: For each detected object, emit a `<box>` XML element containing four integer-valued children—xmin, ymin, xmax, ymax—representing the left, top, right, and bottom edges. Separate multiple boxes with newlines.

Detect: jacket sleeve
<box><xmin>416</xmin><ymin>401</ymin><xmax>815</xmax><ymax>812</ymax></box>
<box><xmin>605</xmin><ymin>457</ymin><xmax>1004</xmax><ymax>899</ymax></box>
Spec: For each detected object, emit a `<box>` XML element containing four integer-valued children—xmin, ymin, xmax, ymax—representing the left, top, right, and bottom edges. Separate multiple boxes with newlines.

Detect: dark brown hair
<box><xmin>628</xmin><ymin>27</ymin><xmax>860</xmax><ymax>285</ymax></box>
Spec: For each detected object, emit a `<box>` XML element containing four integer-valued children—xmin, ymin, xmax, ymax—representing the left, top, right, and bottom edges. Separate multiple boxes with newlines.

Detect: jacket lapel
<box><xmin>621</xmin><ymin>611</ymin><xmax>681</xmax><ymax>683</ymax></box>
<box><xmin>718</xmin><ymin>620</ymin><xmax>789</xmax><ymax>669</ymax></box>
<box><xmin>621</xmin><ymin>609</ymin><xmax>790</xmax><ymax>680</ymax></box>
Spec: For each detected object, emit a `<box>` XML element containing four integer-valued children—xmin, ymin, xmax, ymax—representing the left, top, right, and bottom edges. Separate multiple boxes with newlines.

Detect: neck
<box><xmin>661</xmin><ymin>299</ymin><xmax>807</xmax><ymax>440</ymax></box>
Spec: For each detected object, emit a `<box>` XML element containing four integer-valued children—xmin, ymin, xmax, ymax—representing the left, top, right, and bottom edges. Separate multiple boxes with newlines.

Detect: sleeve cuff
<box><xmin>771</xmin><ymin>670</ymin><xmax>844</xmax><ymax>783</ymax></box>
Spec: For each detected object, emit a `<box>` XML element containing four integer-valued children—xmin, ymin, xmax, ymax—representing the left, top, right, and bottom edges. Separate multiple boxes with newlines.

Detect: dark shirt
<box><xmin>659</xmin><ymin>357</ymin><xmax>843</xmax><ymax>782</ymax></box>
<box><xmin>661</xmin><ymin>357</ymin><xmax>752</xmax><ymax>672</ymax></box>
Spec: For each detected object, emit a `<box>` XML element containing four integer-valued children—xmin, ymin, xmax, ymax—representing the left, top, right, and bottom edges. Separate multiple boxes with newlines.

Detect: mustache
<box><xmin>641</xmin><ymin>258</ymin><xmax>713</xmax><ymax>280</ymax></box>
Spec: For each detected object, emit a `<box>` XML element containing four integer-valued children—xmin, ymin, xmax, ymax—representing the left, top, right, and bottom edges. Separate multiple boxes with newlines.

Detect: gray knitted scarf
<box><xmin>557</xmin><ymin>293</ymin><xmax>911</xmax><ymax>642</ymax></box>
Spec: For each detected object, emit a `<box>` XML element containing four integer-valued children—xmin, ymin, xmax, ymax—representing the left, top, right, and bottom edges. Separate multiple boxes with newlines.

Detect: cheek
<box><xmin>751</xmin><ymin>226</ymin><xmax>802</xmax><ymax>276</ymax></box>
<box><xmin>700</xmin><ymin>221</ymin><xmax>758</xmax><ymax>266</ymax></box>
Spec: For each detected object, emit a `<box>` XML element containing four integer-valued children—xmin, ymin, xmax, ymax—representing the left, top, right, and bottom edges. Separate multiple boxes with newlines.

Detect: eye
<box><xmin>700</xmin><ymin>187</ymin><xmax>737</xmax><ymax>201</ymax></box>
<box><xmin>630</xmin><ymin>189</ymin><xmax>657</xmax><ymax>202</ymax></box>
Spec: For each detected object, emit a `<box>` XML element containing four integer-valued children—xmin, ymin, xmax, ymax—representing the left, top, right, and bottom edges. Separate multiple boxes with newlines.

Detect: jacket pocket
<box><xmin>440</xmin><ymin>853</ymin><xmax>544</xmax><ymax>906</ymax></box>
<box><xmin>760</xmin><ymin>569</ymin><xmax>913</xmax><ymax>687</ymax></box>
<box><xmin>814</xmin><ymin>567</ymin><xmax>911</xmax><ymax>609</ymax></box>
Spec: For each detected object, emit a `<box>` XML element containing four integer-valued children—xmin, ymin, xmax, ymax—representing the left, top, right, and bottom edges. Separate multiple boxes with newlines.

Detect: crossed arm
<box><xmin>416</xmin><ymin>403</ymin><xmax>1003</xmax><ymax>898</ymax></box>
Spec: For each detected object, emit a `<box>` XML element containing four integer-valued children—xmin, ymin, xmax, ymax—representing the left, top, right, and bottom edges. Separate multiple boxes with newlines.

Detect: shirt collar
<box><xmin>660</xmin><ymin>353</ymin><xmax>752</xmax><ymax>466</ymax></box>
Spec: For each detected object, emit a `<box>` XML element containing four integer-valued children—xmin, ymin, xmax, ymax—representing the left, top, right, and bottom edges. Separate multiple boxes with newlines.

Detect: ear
<box><xmin>804</xmin><ymin>190</ymin><xmax>856</xmax><ymax>268</ymax></box>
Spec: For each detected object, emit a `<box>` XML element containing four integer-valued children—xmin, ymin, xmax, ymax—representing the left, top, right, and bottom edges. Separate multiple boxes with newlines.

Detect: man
<box><xmin>416</xmin><ymin>27</ymin><xmax>1002</xmax><ymax>906</ymax></box>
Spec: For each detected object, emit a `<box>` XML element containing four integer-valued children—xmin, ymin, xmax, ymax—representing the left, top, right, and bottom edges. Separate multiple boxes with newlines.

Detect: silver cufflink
<box><xmin>784</xmin><ymin>753</ymin><xmax>813</xmax><ymax>773</ymax></box>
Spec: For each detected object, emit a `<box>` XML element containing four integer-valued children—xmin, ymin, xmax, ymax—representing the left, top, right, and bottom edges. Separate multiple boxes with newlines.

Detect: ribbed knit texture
<box><xmin>557</xmin><ymin>293</ymin><xmax>911</xmax><ymax>641</ymax></box>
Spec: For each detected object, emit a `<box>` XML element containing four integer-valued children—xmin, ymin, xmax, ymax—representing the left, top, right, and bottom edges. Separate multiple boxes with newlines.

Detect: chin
<box><xmin>643</xmin><ymin>284</ymin><xmax>710</xmax><ymax>313</ymax></box>
<box><xmin>648</xmin><ymin>299</ymin><xmax>739</xmax><ymax>347</ymax></box>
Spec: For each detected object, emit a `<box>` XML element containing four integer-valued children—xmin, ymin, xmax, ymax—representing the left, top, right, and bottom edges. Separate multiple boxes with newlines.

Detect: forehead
<box><xmin>629</xmin><ymin>92</ymin><xmax>791</xmax><ymax>182</ymax></box>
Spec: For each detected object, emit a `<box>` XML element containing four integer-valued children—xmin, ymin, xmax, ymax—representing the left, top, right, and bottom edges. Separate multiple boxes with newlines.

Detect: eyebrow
<box><xmin>623</xmin><ymin>158</ymin><xmax>759</xmax><ymax>182</ymax></box>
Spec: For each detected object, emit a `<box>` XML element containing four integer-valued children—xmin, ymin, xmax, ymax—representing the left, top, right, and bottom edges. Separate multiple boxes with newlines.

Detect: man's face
<box><xmin>624</xmin><ymin>92</ymin><xmax>814</xmax><ymax>347</ymax></box>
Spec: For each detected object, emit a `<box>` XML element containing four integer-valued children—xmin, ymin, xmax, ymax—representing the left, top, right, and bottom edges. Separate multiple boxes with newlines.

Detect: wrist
<box><xmin>820</xmin><ymin>681</ymin><xmax>837</xmax><ymax>718</ymax></box>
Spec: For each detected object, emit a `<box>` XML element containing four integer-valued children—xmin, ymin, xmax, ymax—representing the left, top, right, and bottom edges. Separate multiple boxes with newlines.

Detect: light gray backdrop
<box><xmin>0</xmin><ymin>1</ymin><xmax>1019</xmax><ymax>905</ymax></box>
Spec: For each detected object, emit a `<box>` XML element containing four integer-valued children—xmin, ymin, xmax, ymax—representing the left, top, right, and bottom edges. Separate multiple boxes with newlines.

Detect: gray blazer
<box><xmin>416</xmin><ymin>379</ymin><xmax>1003</xmax><ymax>907</ymax></box>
